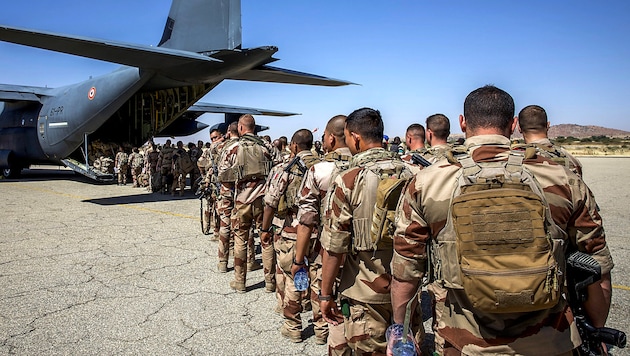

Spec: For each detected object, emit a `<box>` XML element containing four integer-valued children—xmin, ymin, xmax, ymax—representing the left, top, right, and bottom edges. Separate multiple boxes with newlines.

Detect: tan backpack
<box><xmin>351</xmin><ymin>152</ymin><xmax>412</xmax><ymax>253</ymax></box>
<box><xmin>234</xmin><ymin>135</ymin><xmax>272</xmax><ymax>181</ymax></box>
<box><xmin>434</xmin><ymin>151</ymin><xmax>564</xmax><ymax>313</ymax></box>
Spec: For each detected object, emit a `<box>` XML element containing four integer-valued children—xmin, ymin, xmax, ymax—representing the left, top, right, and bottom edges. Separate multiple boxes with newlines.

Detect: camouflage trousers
<box><xmin>231</xmin><ymin>196</ymin><xmax>263</xmax><ymax>284</ymax></box>
<box><xmin>217</xmin><ymin>196</ymin><xmax>233</xmax><ymax>261</ymax></box>
<box><xmin>130</xmin><ymin>166</ymin><xmax>142</xmax><ymax>187</ymax></box>
<box><xmin>341</xmin><ymin>299</ymin><xmax>391</xmax><ymax>355</ymax></box>
<box><xmin>117</xmin><ymin>164</ymin><xmax>128</xmax><ymax>184</ymax></box>
<box><xmin>160</xmin><ymin>167</ymin><xmax>172</xmax><ymax>192</ymax></box>
<box><xmin>171</xmin><ymin>170</ymin><xmax>186</xmax><ymax>195</ymax></box>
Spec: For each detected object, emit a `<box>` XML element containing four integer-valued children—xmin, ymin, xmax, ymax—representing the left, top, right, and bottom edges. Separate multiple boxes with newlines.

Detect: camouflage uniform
<box><xmin>145</xmin><ymin>147</ymin><xmax>160</xmax><ymax>192</ymax></box>
<box><xmin>265</xmin><ymin>150</ymin><xmax>321</xmax><ymax>338</ymax></box>
<box><xmin>158</xmin><ymin>145</ymin><xmax>175</xmax><ymax>193</ymax></box>
<box><xmin>297</xmin><ymin>147</ymin><xmax>352</xmax><ymax>352</ymax></box>
<box><xmin>392</xmin><ymin>135</ymin><xmax>614</xmax><ymax>355</ymax></box>
<box><xmin>215</xmin><ymin>137</ymin><xmax>238</xmax><ymax>265</ymax></box>
<box><xmin>171</xmin><ymin>147</ymin><xmax>188</xmax><ymax>196</ymax></box>
<box><xmin>218</xmin><ymin>133</ymin><xmax>280</xmax><ymax>288</ymax></box>
<box><xmin>400</xmin><ymin>148</ymin><xmax>433</xmax><ymax>175</ymax></box>
<box><xmin>320</xmin><ymin>147</ymin><xmax>404</xmax><ymax>355</ymax></box>
<box><xmin>115</xmin><ymin>151</ymin><xmax>129</xmax><ymax>185</ymax></box>
<box><xmin>128</xmin><ymin>152</ymin><xmax>144</xmax><ymax>188</ymax></box>
<box><xmin>514</xmin><ymin>138</ymin><xmax>583</xmax><ymax>178</ymax></box>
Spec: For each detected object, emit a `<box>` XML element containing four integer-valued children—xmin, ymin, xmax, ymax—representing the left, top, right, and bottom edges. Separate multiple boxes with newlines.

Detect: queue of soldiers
<box><xmin>194</xmin><ymin>85</ymin><xmax>614</xmax><ymax>356</ymax></box>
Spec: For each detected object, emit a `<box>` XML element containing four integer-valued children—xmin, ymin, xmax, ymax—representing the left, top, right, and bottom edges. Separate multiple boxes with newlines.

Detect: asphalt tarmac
<box><xmin>1</xmin><ymin>157</ymin><xmax>629</xmax><ymax>355</ymax></box>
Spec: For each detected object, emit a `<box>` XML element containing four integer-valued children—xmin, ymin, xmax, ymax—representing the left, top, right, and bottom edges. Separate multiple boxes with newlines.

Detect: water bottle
<box><xmin>386</xmin><ymin>324</ymin><xmax>417</xmax><ymax>356</ymax></box>
<box><xmin>293</xmin><ymin>257</ymin><xmax>309</xmax><ymax>291</ymax></box>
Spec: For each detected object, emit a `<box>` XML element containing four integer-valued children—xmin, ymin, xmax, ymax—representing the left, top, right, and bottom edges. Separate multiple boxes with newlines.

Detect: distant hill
<box><xmin>512</xmin><ymin>124</ymin><xmax>630</xmax><ymax>139</ymax></box>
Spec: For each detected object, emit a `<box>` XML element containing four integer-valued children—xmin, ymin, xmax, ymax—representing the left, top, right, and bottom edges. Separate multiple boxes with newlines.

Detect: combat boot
<box><xmin>280</xmin><ymin>324</ymin><xmax>302</xmax><ymax>343</ymax></box>
<box><xmin>247</xmin><ymin>261</ymin><xmax>262</xmax><ymax>271</ymax></box>
<box><xmin>229</xmin><ymin>280</ymin><xmax>246</xmax><ymax>293</ymax></box>
<box><xmin>264</xmin><ymin>281</ymin><xmax>276</xmax><ymax>293</ymax></box>
<box><xmin>217</xmin><ymin>262</ymin><xmax>228</xmax><ymax>273</ymax></box>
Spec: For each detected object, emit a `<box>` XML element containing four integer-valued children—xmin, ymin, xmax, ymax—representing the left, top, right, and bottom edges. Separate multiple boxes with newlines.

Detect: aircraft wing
<box><xmin>0</xmin><ymin>84</ymin><xmax>54</xmax><ymax>102</ymax></box>
<box><xmin>227</xmin><ymin>65</ymin><xmax>355</xmax><ymax>87</ymax></box>
<box><xmin>0</xmin><ymin>25</ymin><xmax>222</xmax><ymax>70</ymax></box>
<box><xmin>188</xmin><ymin>103</ymin><xmax>298</xmax><ymax>117</ymax></box>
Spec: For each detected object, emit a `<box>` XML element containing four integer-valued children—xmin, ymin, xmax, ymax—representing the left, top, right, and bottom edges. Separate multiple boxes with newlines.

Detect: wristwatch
<box><xmin>318</xmin><ymin>292</ymin><xmax>333</xmax><ymax>302</ymax></box>
<box><xmin>261</xmin><ymin>226</ymin><xmax>273</xmax><ymax>233</ymax></box>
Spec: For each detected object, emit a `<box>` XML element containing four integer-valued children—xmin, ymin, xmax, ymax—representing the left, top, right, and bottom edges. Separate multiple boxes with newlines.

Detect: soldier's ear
<box><xmin>459</xmin><ymin>115</ymin><xmax>467</xmax><ymax>133</ymax></box>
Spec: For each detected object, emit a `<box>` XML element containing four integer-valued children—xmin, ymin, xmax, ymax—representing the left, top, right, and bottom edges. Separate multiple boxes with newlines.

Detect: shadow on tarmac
<box><xmin>83</xmin><ymin>192</ymin><xmax>198</xmax><ymax>206</ymax></box>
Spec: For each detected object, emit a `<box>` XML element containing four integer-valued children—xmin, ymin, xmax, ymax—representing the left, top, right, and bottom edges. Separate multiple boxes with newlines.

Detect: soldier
<box><xmin>215</xmin><ymin>123</ymin><xmax>238</xmax><ymax>263</ymax></box>
<box><xmin>259</xmin><ymin>129</ymin><xmax>322</xmax><ymax>343</ymax></box>
<box><xmin>171</xmin><ymin>141</ymin><xmax>189</xmax><ymax>196</ymax></box>
<box><xmin>425</xmin><ymin>113</ymin><xmax>452</xmax><ymax>162</ymax></box>
<box><xmin>400</xmin><ymin>123</ymin><xmax>430</xmax><ymax>174</ymax></box>
<box><xmin>157</xmin><ymin>139</ymin><xmax>175</xmax><ymax>194</ymax></box>
<box><xmin>291</xmin><ymin>115</ymin><xmax>353</xmax><ymax>352</ymax></box>
<box><xmin>145</xmin><ymin>141</ymin><xmax>160</xmax><ymax>192</ymax></box>
<box><xmin>218</xmin><ymin>114</ymin><xmax>279</xmax><ymax>293</ymax></box>
<box><xmin>114</xmin><ymin>146</ymin><xmax>129</xmax><ymax>185</ymax></box>
<box><xmin>319</xmin><ymin>108</ymin><xmax>412</xmax><ymax>354</ymax></box>
<box><xmin>517</xmin><ymin>104</ymin><xmax>583</xmax><ymax>177</ymax></box>
<box><xmin>189</xmin><ymin>141</ymin><xmax>202</xmax><ymax>192</ymax></box>
<box><xmin>391</xmin><ymin>85</ymin><xmax>614</xmax><ymax>355</ymax></box>
<box><xmin>128</xmin><ymin>147</ymin><xmax>144</xmax><ymax>188</ymax></box>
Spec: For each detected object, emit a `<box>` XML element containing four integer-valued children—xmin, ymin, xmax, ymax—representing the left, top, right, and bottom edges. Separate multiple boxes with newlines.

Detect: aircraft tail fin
<box><xmin>158</xmin><ymin>0</ymin><xmax>242</xmax><ymax>52</ymax></box>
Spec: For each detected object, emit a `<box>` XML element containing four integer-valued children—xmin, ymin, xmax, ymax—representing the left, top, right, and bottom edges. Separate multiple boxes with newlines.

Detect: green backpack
<box><xmin>435</xmin><ymin>151</ymin><xmax>564</xmax><ymax>313</ymax></box>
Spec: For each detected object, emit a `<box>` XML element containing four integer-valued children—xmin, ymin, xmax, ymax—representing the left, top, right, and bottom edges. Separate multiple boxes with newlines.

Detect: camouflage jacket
<box><xmin>515</xmin><ymin>138</ymin><xmax>584</xmax><ymax>178</ymax></box>
<box><xmin>264</xmin><ymin>150</ymin><xmax>319</xmax><ymax>240</ymax></box>
<box><xmin>392</xmin><ymin>134</ymin><xmax>613</xmax><ymax>354</ymax></box>
<box><xmin>320</xmin><ymin>147</ymin><xmax>398</xmax><ymax>304</ymax></box>
<box><xmin>218</xmin><ymin>133</ymin><xmax>280</xmax><ymax>204</ymax></box>
<box><xmin>297</xmin><ymin>147</ymin><xmax>352</xmax><ymax>228</ymax></box>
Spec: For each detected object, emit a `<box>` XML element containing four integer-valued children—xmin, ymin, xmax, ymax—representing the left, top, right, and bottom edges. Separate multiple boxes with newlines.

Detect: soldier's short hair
<box><xmin>426</xmin><ymin>114</ymin><xmax>450</xmax><ymax>140</ymax></box>
<box><xmin>238</xmin><ymin>114</ymin><xmax>256</xmax><ymax>131</ymax></box>
<box><xmin>346</xmin><ymin>107</ymin><xmax>384</xmax><ymax>143</ymax></box>
<box><xmin>518</xmin><ymin>105</ymin><xmax>548</xmax><ymax>134</ymax></box>
<box><xmin>406</xmin><ymin>124</ymin><xmax>425</xmax><ymax>140</ymax></box>
<box><xmin>291</xmin><ymin>129</ymin><xmax>313</xmax><ymax>150</ymax></box>
<box><xmin>464</xmin><ymin>85</ymin><xmax>514</xmax><ymax>132</ymax></box>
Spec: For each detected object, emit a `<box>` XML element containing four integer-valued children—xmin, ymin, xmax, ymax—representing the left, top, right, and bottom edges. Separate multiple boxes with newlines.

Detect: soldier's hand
<box><xmin>290</xmin><ymin>262</ymin><xmax>302</xmax><ymax>279</ymax></box>
<box><xmin>260</xmin><ymin>231</ymin><xmax>272</xmax><ymax>246</ymax></box>
<box><xmin>321</xmin><ymin>300</ymin><xmax>344</xmax><ymax>326</ymax></box>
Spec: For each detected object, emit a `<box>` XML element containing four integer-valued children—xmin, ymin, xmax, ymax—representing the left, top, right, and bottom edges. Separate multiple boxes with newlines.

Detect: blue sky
<box><xmin>1</xmin><ymin>0</ymin><xmax>629</xmax><ymax>142</ymax></box>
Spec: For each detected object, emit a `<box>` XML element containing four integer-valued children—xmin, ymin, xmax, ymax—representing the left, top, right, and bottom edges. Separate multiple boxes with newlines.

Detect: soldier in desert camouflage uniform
<box><xmin>145</xmin><ymin>142</ymin><xmax>160</xmax><ymax>192</ymax></box>
<box><xmin>391</xmin><ymin>86</ymin><xmax>614</xmax><ymax>355</ymax></box>
<box><xmin>114</xmin><ymin>146</ymin><xmax>129</xmax><ymax>185</ymax></box>
<box><xmin>516</xmin><ymin>104</ymin><xmax>583</xmax><ymax>177</ymax></box>
<box><xmin>260</xmin><ymin>129</ymin><xmax>321</xmax><ymax>343</ymax></box>
<box><xmin>215</xmin><ymin>123</ymin><xmax>238</xmax><ymax>267</ymax></box>
<box><xmin>424</xmin><ymin>113</ymin><xmax>452</xmax><ymax>162</ymax></box>
<box><xmin>157</xmin><ymin>139</ymin><xmax>175</xmax><ymax>194</ymax></box>
<box><xmin>128</xmin><ymin>147</ymin><xmax>144</xmax><ymax>188</ymax></box>
<box><xmin>291</xmin><ymin>115</ymin><xmax>353</xmax><ymax>353</ymax></box>
<box><xmin>319</xmin><ymin>108</ymin><xmax>411</xmax><ymax>355</ymax></box>
<box><xmin>218</xmin><ymin>114</ymin><xmax>280</xmax><ymax>292</ymax></box>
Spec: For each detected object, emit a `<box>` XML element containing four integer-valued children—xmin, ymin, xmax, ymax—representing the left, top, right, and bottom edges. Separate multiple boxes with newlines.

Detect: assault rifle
<box><xmin>566</xmin><ymin>251</ymin><xmax>626</xmax><ymax>355</ymax></box>
<box><xmin>411</xmin><ymin>153</ymin><xmax>432</xmax><ymax>168</ymax></box>
<box><xmin>284</xmin><ymin>156</ymin><xmax>307</xmax><ymax>175</ymax></box>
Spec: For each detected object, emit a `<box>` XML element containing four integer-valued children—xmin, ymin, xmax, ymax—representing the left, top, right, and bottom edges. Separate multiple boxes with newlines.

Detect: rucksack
<box><xmin>234</xmin><ymin>135</ymin><xmax>272</xmax><ymax>181</ymax></box>
<box><xmin>276</xmin><ymin>154</ymin><xmax>322</xmax><ymax>218</ymax></box>
<box><xmin>350</xmin><ymin>152</ymin><xmax>412</xmax><ymax>253</ymax></box>
<box><xmin>132</xmin><ymin>153</ymin><xmax>144</xmax><ymax>168</ymax></box>
<box><xmin>175</xmin><ymin>149</ymin><xmax>195</xmax><ymax>173</ymax></box>
<box><xmin>119</xmin><ymin>152</ymin><xmax>128</xmax><ymax>165</ymax></box>
<box><xmin>435</xmin><ymin>151</ymin><xmax>564</xmax><ymax>314</ymax></box>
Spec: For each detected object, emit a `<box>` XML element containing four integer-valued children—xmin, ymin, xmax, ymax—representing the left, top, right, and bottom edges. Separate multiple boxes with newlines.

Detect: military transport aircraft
<box><xmin>0</xmin><ymin>0</ymin><xmax>350</xmax><ymax>181</ymax></box>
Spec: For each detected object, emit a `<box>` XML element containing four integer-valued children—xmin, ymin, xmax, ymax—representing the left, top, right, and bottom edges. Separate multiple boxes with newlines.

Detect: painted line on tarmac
<box><xmin>124</xmin><ymin>205</ymin><xmax>197</xmax><ymax>220</ymax></box>
<box><xmin>614</xmin><ymin>284</ymin><xmax>630</xmax><ymax>291</ymax></box>
<box><xmin>8</xmin><ymin>183</ymin><xmax>197</xmax><ymax>220</ymax></box>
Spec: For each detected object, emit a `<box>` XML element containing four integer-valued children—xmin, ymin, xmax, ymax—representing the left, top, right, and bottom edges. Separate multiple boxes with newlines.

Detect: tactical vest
<box><xmin>234</xmin><ymin>134</ymin><xmax>272</xmax><ymax>181</ymax></box>
<box><xmin>350</xmin><ymin>150</ymin><xmax>412</xmax><ymax>253</ymax></box>
<box><xmin>117</xmin><ymin>152</ymin><xmax>129</xmax><ymax>166</ymax></box>
<box><xmin>174</xmin><ymin>149</ymin><xmax>195</xmax><ymax>173</ymax></box>
<box><xmin>160</xmin><ymin>147</ymin><xmax>175</xmax><ymax>168</ymax></box>
<box><xmin>433</xmin><ymin>151</ymin><xmax>565</xmax><ymax>314</ymax></box>
<box><xmin>516</xmin><ymin>143</ymin><xmax>580</xmax><ymax>177</ymax></box>
<box><xmin>131</xmin><ymin>153</ymin><xmax>144</xmax><ymax>168</ymax></box>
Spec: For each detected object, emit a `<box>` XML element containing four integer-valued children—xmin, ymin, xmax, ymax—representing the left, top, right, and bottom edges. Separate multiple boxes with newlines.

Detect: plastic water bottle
<box><xmin>386</xmin><ymin>324</ymin><xmax>417</xmax><ymax>356</ymax></box>
<box><xmin>294</xmin><ymin>257</ymin><xmax>309</xmax><ymax>291</ymax></box>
